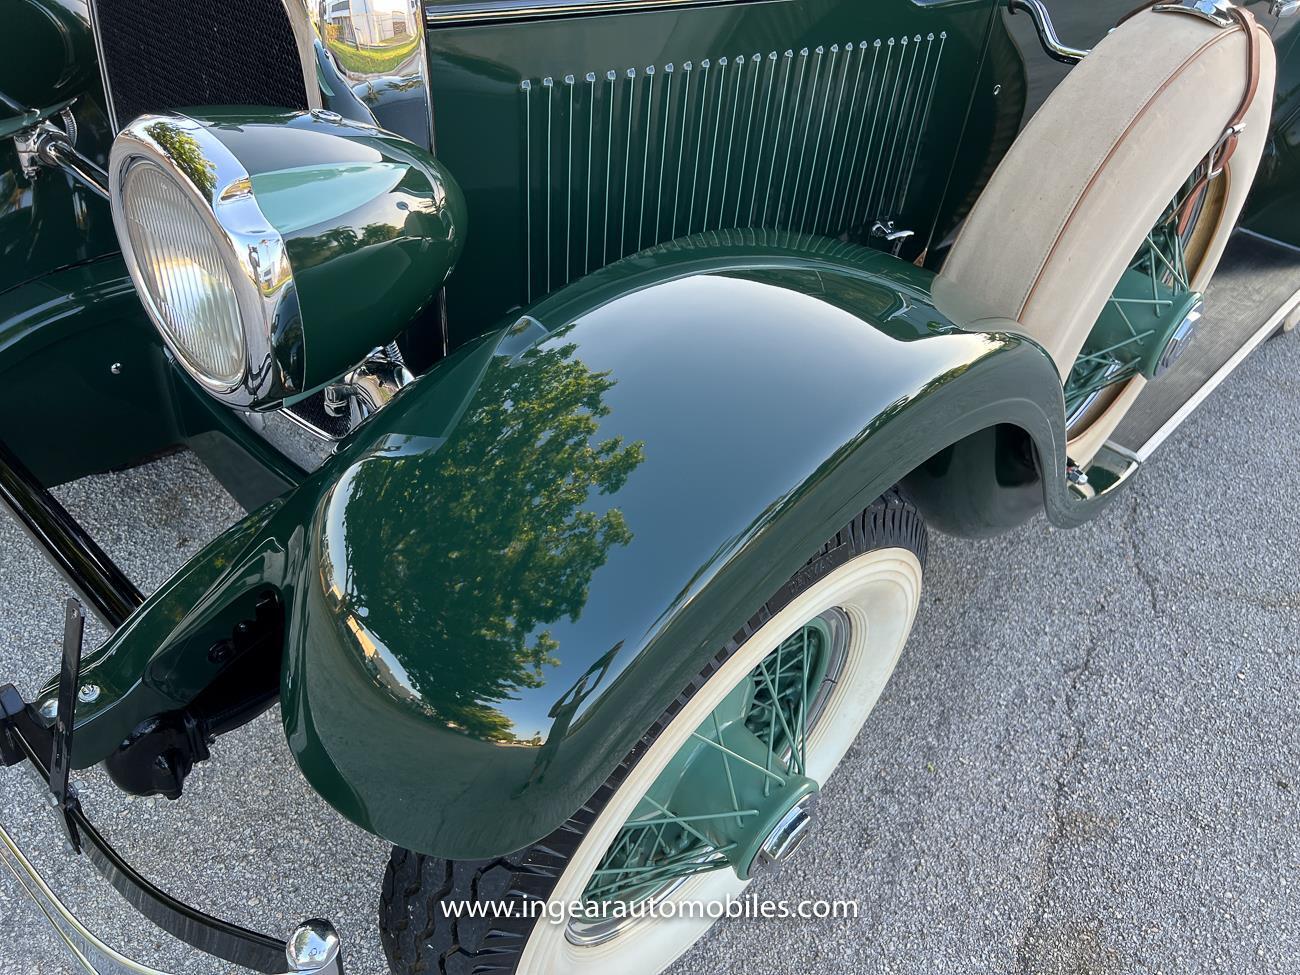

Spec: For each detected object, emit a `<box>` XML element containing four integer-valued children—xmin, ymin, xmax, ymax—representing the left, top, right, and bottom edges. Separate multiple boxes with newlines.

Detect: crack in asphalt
<box><xmin>1124</xmin><ymin>493</ymin><xmax>1160</xmax><ymax>616</ymax></box>
<box><xmin>1013</xmin><ymin>624</ymin><xmax>1096</xmax><ymax>975</ymax></box>
<box><xmin>1013</xmin><ymin>492</ymin><xmax>1164</xmax><ymax>973</ymax></box>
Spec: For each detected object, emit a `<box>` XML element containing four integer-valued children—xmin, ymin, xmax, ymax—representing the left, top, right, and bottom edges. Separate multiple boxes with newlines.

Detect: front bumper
<box><xmin>0</xmin><ymin>684</ymin><xmax>344</xmax><ymax>975</ymax></box>
<box><xmin>0</xmin><ymin>821</ymin><xmax>342</xmax><ymax>975</ymax></box>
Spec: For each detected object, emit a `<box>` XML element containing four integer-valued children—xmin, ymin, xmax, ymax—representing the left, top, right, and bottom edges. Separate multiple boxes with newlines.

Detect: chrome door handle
<box><xmin>1007</xmin><ymin>0</ymin><xmax>1092</xmax><ymax>65</ymax></box>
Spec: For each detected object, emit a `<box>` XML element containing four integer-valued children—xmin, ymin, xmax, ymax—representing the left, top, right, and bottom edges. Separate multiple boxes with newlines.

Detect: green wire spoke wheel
<box><xmin>569</xmin><ymin>612</ymin><xmax>845</xmax><ymax>942</ymax></box>
<box><xmin>1063</xmin><ymin>167</ymin><xmax>1210</xmax><ymax>431</ymax></box>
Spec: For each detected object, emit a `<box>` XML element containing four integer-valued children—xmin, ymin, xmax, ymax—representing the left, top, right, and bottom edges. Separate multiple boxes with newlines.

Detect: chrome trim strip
<box><xmin>426</xmin><ymin>0</ymin><xmax>789</xmax><ymax>27</ymax></box>
<box><xmin>281</xmin><ymin>0</ymin><xmax>326</xmax><ymax>114</ymax></box>
<box><xmin>1116</xmin><ymin>284</ymin><xmax>1300</xmax><ymax>463</ymax></box>
<box><xmin>84</xmin><ymin>0</ymin><xmax>120</xmax><ymax>133</ymax></box>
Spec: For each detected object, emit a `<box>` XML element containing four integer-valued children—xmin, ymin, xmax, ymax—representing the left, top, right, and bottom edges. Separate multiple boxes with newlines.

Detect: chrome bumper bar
<box><xmin>0</xmin><ymin>820</ymin><xmax>341</xmax><ymax>974</ymax></box>
<box><xmin>0</xmin><ymin>680</ymin><xmax>344</xmax><ymax>974</ymax></box>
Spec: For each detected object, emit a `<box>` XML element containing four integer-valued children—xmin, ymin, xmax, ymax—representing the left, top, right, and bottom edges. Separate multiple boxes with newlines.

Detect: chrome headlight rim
<box><xmin>108</xmin><ymin>113</ymin><xmax>303</xmax><ymax>409</ymax></box>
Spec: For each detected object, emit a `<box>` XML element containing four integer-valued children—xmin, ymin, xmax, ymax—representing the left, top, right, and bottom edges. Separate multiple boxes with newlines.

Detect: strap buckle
<box><xmin>1208</xmin><ymin>122</ymin><xmax>1246</xmax><ymax>178</ymax></box>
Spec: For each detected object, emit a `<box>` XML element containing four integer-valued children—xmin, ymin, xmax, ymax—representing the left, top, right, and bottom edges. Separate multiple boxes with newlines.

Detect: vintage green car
<box><xmin>1</xmin><ymin>0</ymin><xmax>1297</xmax><ymax>971</ymax></box>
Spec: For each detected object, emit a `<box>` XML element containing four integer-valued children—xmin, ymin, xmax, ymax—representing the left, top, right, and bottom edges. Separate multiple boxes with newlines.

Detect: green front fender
<box><xmin>63</xmin><ymin>233</ymin><xmax>1097</xmax><ymax>859</ymax></box>
<box><xmin>278</xmin><ymin>233</ymin><xmax>1091</xmax><ymax>857</ymax></box>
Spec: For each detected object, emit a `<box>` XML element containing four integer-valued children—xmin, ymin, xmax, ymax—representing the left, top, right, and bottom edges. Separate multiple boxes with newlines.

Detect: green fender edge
<box><xmin>60</xmin><ymin>231</ymin><xmax>1111</xmax><ymax>859</ymax></box>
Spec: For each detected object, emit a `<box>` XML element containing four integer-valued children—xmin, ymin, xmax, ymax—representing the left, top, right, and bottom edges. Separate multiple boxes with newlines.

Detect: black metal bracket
<box><xmin>48</xmin><ymin>598</ymin><xmax>84</xmax><ymax>852</ymax></box>
<box><xmin>0</xmin><ymin>438</ymin><xmax>143</xmax><ymax>630</ymax></box>
<box><xmin>0</xmin><ymin>676</ymin><xmax>293</xmax><ymax>973</ymax></box>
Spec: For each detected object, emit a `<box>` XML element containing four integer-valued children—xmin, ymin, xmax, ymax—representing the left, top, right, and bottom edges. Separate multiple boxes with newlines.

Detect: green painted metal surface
<box><xmin>0</xmin><ymin>255</ymin><xmax>302</xmax><ymax>503</ymax></box>
<box><xmin>0</xmin><ymin>259</ymin><xmax>177</xmax><ymax>484</ymax></box>
<box><xmin>1243</xmin><ymin>16</ymin><xmax>1300</xmax><ymax>245</ymax></box>
<box><xmin>0</xmin><ymin>1</ymin><xmax>119</xmax><ymax>298</ymax></box>
<box><xmin>13</xmin><ymin>0</ymin><xmax>1300</xmax><ymax>864</ymax></box>
<box><xmin>57</xmin><ymin>233</ymin><xmax>1103</xmax><ymax>859</ymax></box>
<box><xmin>423</xmin><ymin>0</ymin><xmax>1000</xmax><ymax>343</ymax></box>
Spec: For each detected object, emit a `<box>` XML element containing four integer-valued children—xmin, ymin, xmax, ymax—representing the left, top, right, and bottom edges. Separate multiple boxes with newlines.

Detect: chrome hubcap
<box><xmin>750</xmin><ymin>794</ymin><xmax>817</xmax><ymax>876</ymax></box>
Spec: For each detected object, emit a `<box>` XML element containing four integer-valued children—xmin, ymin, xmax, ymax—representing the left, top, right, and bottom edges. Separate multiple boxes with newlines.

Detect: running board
<box><xmin>1106</xmin><ymin>229</ymin><xmax>1300</xmax><ymax>463</ymax></box>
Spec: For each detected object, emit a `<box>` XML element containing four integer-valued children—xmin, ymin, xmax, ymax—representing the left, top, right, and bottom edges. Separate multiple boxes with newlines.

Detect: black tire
<box><xmin>379</xmin><ymin>490</ymin><xmax>927</xmax><ymax>975</ymax></box>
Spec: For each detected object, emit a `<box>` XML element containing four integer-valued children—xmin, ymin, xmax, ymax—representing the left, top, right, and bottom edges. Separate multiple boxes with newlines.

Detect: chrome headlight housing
<box><xmin>109</xmin><ymin>110</ymin><xmax>465</xmax><ymax>410</ymax></box>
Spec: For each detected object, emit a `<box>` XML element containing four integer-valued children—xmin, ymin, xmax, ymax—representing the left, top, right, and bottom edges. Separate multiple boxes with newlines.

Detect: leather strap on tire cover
<box><xmin>1122</xmin><ymin>3</ymin><xmax>1261</xmax><ymax>179</ymax></box>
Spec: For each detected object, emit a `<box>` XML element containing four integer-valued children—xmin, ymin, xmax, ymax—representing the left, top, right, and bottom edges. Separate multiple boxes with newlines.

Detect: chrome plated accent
<box><xmin>1152</xmin><ymin>300</ymin><xmax>1203</xmax><ymax>377</ymax></box>
<box><xmin>0</xmin><ymin>821</ymin><xmax>344</xmax><ymax>975</ymax></box>
<box><xmin>1006</xmin><ymin>0</ymin><xmax>1091</xmax><ymax>65</ymax></box>
<box><xmin>285</xmin><ymin>921</ymin><xmax>343</xmax><ymax>973</ymax></box>
<box><xmin>871</xmin><ymin>219</ymin><xmax>916</xmax><ymax>256</ymax></box>
<box><xmin>1065</xmin><ymin>359</ymin><xmax>1124</xmax><ymax>432</ymax></box>
<box><xmin>322</xmin><ymin>344</ymin><xmax>415</xmax><ymax>430</ymax></box>
<box><xmin>241</xmin><ymin>408</ymin><xmax>337</xmax><ymax>472</ymax></box>
<box><xmin>1272</xmin><ymin>1</ymin><xmax>1300</xmax><ymax>17</ymax></box>
<box><xmin>13</xmin><ymin>109</ymin><xmax>108</xmax><ymax>198</ymax></box>
<box><xmin>750</xmin><ymin>795</ymin><xmax>817</xmax><ymax>876</ymax></box>
<box><xmin>259</xmin><ymin>343</ymin><xmax>411</xmax><ymax>463</ymax></box>
<box><xmin>1070</xmin><ymin>445</ymin><xmax>1141</xmax><ymax>501</ymax></box>
<box><xmin>1208</xmin><ymin>122</ymin><xmax>1247</xmax><ymax>179</ymax></box>
<box><xmin>1152</xmin><ymin>0</ymin><xmax>1238</xmax><ymax>27</ymax></box>
<box><xmin>109</xmin><ymin>114</ymin><xmax>303</xmax><ymax>408</ymax></box>
<box><xmin>290</xmin><ymin>0</ymin><xmax>432</xmax><ymax>147</ymax></box>
<box><xmin>427</xmin><ymin>0</ymin><xmax>796</xmax><ymax>26</ymax></box>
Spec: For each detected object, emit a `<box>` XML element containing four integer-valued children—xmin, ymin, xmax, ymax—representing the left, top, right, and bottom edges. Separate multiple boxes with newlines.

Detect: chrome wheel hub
<box><xmin>749</xmin><ymin>794</ymin><xmax>817</xmax><ymax>876</ymax></box>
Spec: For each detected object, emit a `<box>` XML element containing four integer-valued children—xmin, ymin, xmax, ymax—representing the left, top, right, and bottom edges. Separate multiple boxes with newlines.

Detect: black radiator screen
<box><xmin>91</xmin><ymin>0</ymin><xmax>309</xmax><ymax>132</ymax></box>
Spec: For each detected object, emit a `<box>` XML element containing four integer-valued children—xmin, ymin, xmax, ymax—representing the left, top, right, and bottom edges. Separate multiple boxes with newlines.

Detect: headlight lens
<box><xmin>119</xmin><ymin>161</ymin><xmax>246</xmax><ymax>387</ymax></box>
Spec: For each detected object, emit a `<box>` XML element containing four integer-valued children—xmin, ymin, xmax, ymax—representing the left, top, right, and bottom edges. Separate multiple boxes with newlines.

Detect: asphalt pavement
<box><xmin>1</xmin><ymin>330</ymin><xmax>1297</xmax><ymax>975</ymax></box>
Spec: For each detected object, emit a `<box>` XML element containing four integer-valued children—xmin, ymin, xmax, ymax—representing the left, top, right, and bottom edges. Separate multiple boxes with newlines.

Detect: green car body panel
<box><xmin>58</xmin><ymin>234</ymin><xmax>1105</xmax><ymax>858</ymax></box>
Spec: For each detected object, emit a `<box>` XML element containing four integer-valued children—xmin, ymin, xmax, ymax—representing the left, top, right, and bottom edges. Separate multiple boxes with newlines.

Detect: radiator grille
<box><xmin>91</xmin><ymin>0</ymin><xmax>308</xmax><ymax>132</ymax></box>
<box><xmin>518</xmin><ymin>33</ymin><xmax>948</xmax><ymax>301</ymax></box>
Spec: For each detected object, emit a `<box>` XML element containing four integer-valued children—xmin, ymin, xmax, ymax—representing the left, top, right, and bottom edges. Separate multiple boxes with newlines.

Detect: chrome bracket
<box><xmin>871</xmin><ymin>220</ymin><xmax>916</xmax><ymax>257</ymax></box>
<box><xmin>322</xmin><ymin>343</ymin><xmax>414</xmax><ymax>430</ymax></box>
<box><xmin>1006</xmin><ymin>0</ymin><xmax>1091</xmax><ymax>65</ymax></box>
<box><xmin>14</xmin><ymin>119</ymin><xmax>65</xmax><ymax>180</ymax></box>
<box><xmin>1207</xmin><ymin>122</ymin><xmax>1247</xmax><ymax>178</ymax></box>
<box><xmin>1152</xmin><ymin>0</ymin><xmax>1239</xmax><ymax>27</ymax></box>
<box><xmin>11</xmin><ymin>106</ymin><xmax>108</xmax><ymax>199</ymax></box>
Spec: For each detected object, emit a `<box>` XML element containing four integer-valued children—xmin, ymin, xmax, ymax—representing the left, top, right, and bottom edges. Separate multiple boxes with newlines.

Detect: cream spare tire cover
<box><xmin>932</xmin><ymin>7</ymin><xmax>1275</xmax><ymax>458</ymax></box>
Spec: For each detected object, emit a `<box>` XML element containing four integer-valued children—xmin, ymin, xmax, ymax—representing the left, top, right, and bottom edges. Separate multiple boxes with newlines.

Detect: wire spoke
<box><xmin>1063</xmin><ymin>168</ymin><xmax>1201</xmax><ymax>421</ymax></box>
<box><xmin>689</xmin><ymin>732</ymin><xmax>789</xmax><ymax>784</ymax></box>
<box><xmin>584</xmin><ymin>620</ymin><xmax>828</xmax><ymax>910</ymax></box>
